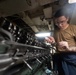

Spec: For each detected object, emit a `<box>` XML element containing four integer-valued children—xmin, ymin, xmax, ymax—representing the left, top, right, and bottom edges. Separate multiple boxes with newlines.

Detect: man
<box><xmin>46</xmin><ymin>9</ymin><xmax>76</xmax><ymax>75</ymax></box>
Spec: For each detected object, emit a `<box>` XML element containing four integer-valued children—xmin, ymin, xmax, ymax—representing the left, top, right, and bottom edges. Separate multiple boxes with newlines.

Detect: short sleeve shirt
<box><xmin>54</xmin><ymin>25</ymin><xmax>76</xmax><ymax>51</ymax></box>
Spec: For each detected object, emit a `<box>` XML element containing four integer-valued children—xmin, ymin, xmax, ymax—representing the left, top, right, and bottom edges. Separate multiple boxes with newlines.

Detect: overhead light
<box><xmin>35</xmin><ymin>32</ymin><xmax>51</xmax><ymax>37</ymax></box>
<box><xmin>68</xmin><ymin>0</ymin><xmax>76</xmax><ymax>3</ymax></box>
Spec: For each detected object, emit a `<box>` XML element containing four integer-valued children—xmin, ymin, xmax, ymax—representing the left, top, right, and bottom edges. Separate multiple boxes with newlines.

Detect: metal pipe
<box><xmin>5</xmin><ymin>41</ymin><xmax>48</xmax><ymax>50</ymax></box>
<box><xmin>23</xmin><ymin>59</ymin><xmax>32</xmax><ymax>70</ymax></box>
<box><xmin>36</xmin><ymin>58</ymin><xmax>42</xmax><ymax>64</ymax></box>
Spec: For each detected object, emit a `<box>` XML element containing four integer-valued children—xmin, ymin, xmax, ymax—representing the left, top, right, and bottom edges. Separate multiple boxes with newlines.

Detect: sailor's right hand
<box><xmin>45</xmin><ymin>36</ymin><xmax>55</xmax><ymax>44</ymax></box>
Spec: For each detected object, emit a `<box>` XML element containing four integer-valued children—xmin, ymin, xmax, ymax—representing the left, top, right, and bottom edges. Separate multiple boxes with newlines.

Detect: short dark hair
<box><xmin>54</xmin><ymin>9</ymin><xmax>69</xmax><ymax>18</ymax></box>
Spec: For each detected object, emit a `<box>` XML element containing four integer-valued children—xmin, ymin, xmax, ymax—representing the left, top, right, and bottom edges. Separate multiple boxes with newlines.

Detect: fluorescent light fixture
<box><xmin>68</xmin><ymin>0</ymin><xmax>76</xmax><ymax>3</ymax></box>
<box><xmin>35</xmin><ymin>32</ymin><xmax>51</xmax><ymax>37</ymax></box>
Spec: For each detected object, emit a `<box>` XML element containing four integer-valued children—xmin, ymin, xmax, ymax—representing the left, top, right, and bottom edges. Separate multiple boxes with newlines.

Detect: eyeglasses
<box><xmin>55</xmin><ymin>20</ymin><xmax>67</xmax><ymax>26</ymax></box>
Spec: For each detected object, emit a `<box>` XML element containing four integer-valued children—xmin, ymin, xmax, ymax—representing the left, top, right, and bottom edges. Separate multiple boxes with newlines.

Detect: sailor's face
<box><xmin>55</xmin><ymin>16</ymin><xmax>69</xmax><ymax>30</ymax></box>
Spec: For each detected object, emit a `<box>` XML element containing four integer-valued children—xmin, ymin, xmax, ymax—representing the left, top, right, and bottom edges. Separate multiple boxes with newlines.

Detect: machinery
<box><xmin>0</xmin><ymin>18</ymin><xmax>56</xmax><ymax>75</ymax></box>
<box><xmin>0</xmin><ymin>0</ymin><xmax>76</xmax><ymax>75</ymax></box>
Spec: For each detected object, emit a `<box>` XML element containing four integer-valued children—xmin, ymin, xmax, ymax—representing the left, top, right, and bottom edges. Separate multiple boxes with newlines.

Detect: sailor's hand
<box><xmin>45</xmin><ymin>36</ymin><xmax>55</xmax><ymax>44</ymax></box>
<box><xmin>59</xmin><ymin>41</ymin><xmax>76</xmax><ymax>52</ymax></box>
<box><xmin>58</xmin><ymin>41</ymin><xmax>69</xmax><ymax>49</ymax></box>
